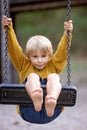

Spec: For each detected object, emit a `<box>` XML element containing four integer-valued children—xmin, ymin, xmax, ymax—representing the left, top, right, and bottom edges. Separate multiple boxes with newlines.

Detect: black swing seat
<box><xmin>0</xmin><ymin>83</ymin><xmax>77</xmax><ymax>107</ymax></box>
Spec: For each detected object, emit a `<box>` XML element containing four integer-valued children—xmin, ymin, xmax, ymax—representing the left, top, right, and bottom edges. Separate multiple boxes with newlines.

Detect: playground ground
<box><xmin>0</xmin><ymin>57</ymin><xmax>87</xmax><ymax>130</ymax></box>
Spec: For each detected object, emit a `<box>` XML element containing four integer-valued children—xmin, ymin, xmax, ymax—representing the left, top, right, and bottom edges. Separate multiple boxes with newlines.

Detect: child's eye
<box><xmin>42</xmin><ymin>55</ymin><xmax>46</xmax><ymax>57</ymax></box>
<box><xmin>33</xmin><ymin>55</ymin><xmax>37</xmax><ymax>58</ymax></box>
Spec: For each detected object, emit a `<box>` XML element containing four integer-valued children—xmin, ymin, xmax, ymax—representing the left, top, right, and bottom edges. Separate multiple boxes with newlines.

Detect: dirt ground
<box><xmin>0</xmin><ymin>57</ymin><xmax>87</xmax><ymax>130</ymax></box>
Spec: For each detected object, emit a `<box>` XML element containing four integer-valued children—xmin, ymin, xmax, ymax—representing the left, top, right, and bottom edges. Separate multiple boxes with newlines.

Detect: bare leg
<box><xmin>25</xmin><ymin>73</ymin><xmax>43</xmax><ymax>112</ymax></box>
<box><xmin>45</xmin><ymin>73</ymin><xmax>62</xmax><ymax>117</ymax></box>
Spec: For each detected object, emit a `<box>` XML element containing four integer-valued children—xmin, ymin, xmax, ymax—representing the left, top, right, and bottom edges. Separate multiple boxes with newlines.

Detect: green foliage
<box><xmin>71</xmin><ymin>6</ymin><xmax>87</xmax><ymax>55</ymax></box>
<box><xmin>15</xmin><ymin>6</ymin><xmax>87</xmax><ymax>55</ymax></box>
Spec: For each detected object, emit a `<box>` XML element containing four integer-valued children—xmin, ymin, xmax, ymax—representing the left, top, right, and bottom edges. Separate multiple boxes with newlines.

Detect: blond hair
<box><xmin>26</xmin><ymin>35</ymin><xmax>53</xmax><ymax>58</ymax></box>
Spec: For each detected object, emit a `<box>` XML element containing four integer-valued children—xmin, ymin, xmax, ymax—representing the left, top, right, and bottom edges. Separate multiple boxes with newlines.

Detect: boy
<box><xmin>2</xmin><ymin>15</ymin><xmax>73</xmax><ymax>123</ymax></box>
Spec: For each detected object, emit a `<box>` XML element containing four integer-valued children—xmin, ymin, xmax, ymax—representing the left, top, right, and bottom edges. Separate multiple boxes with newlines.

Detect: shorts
<box><xmin>19</xmin><ymin>78</ymin><xmax>63</xmax><ymax>124</ymax></box>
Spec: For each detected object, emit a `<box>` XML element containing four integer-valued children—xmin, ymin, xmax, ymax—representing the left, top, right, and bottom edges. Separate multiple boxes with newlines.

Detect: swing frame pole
<box><xmin>0</xmin><ymin>0</ymin><xmax>2</xmax><ymax>83</ymax></box>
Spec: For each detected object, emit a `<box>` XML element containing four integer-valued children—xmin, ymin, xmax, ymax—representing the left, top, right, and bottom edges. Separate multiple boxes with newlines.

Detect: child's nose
<box><xmin>38</xmin><ymin>57</ymin><xmax>42</xmax><ymax>62</ymax></box>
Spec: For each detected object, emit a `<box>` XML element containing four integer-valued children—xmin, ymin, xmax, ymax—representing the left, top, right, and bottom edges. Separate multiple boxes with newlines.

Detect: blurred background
<box><xmin>0</xmin><ymin>0</ymin><xmax>87</xmax><ymax>130</ymax></box>
<box><xmin>16</xmin><ymin>7</ymin><xmax>87</xmax><ymax>56</ymax></box>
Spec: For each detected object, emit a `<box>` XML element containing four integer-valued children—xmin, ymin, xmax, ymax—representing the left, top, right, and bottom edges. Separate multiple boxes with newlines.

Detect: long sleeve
<box><xmin>8</xmin><ymin>25</ymin><xmax>29</xmax><ymax>73</ymax></box>
<box><xmin>52</xmin><ymin>32</ymin><xmax>72</xmax><ymax>73</ymax></box>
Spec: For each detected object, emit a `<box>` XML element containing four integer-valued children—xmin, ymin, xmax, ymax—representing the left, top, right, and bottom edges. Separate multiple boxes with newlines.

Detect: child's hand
<box><xmin>64</xmin><ymin>20</ymin><xmax>73</xmax><ymax>33</ymax></box>
<box><xmin>2</xmin><ymin>15</ymin><xmax>12</xmax><ymax>27</ymax></box>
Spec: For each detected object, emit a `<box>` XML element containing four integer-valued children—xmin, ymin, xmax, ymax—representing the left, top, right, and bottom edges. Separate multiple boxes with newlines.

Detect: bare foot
<box><xmin>31</xmin><ymin>88</ymin><xmax>43</xmax><ymax>112</ymax></box>
<box><xmin>45</xmin><ymin>95</ymin><xmax>57</xmax><ymax>117</ymax></box>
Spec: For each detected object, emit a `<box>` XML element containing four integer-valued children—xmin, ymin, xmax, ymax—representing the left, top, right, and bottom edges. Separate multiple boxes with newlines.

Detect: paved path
<box><xmin>0</xmin><ymin>86</ymin><xmax>87</xmax><ymax>130</ymax></box>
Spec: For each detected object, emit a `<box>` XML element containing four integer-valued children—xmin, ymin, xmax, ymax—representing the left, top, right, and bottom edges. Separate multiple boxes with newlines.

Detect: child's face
<box><xmin>29</xmin><ymin>50</ymin><xmax>50</xmax><ymax>70</ymax></box>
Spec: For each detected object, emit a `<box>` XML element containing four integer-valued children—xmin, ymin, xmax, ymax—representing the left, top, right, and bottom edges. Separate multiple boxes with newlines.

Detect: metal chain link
<box><xmin>3</xmin><ymin>0</ymin><xmax>9</xmax><ymax>83</ymax></box>
<box><xmin>66</xmin><ymin>0</ymin><xmax>71</xmax><ymax>86</ymax></box>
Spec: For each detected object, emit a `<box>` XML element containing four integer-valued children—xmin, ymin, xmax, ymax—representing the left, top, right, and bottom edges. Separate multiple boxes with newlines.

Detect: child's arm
<box><xmin>2</xmin><ymin>15</ymin><xmax>29</xmax><ymax>73</ymax></box>
<box><xmin>52</xmin><ymin>20</ymin><xmax>73</xmax><ymax>74</ymax></box>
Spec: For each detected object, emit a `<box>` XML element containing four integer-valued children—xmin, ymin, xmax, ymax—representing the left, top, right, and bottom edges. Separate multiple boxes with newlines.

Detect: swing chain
<box><xmin>3</xmin><ymin>0</ymin><xmax>9</xmax><ymax>83</ymax></box>
<box><xmin>66</xmin><ymin>0</ymin><xmax>71</xmax><ymax>86</ymax></box>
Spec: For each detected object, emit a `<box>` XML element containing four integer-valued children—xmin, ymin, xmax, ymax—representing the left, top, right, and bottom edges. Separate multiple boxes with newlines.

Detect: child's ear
<box><xmin>48</xmin><ymin>55</ymin><xmax>52</xmax><ymax>61</ymax></box>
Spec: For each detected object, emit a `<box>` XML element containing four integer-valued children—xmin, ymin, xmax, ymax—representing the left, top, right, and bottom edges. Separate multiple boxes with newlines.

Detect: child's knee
<box><xmin>47</xmin><ymin>73</ymin><xmax>60</xmax><ymax>81</ymax></box>
<box><xmin>25</xmin><ymin>73</ymin><xmax>40</xmax><ymax>89</ymax></box>
<box><xmin>27</xmin><ymin>73</ymin><xmax>39</xmax><ymax>80</ymax></box>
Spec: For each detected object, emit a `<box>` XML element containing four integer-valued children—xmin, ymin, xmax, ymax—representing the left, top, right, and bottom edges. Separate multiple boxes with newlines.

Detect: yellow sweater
<box><xmin>8</xmin><ymin>25</ymin><xmax>72</xmax><ymax>83</ymax></box>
